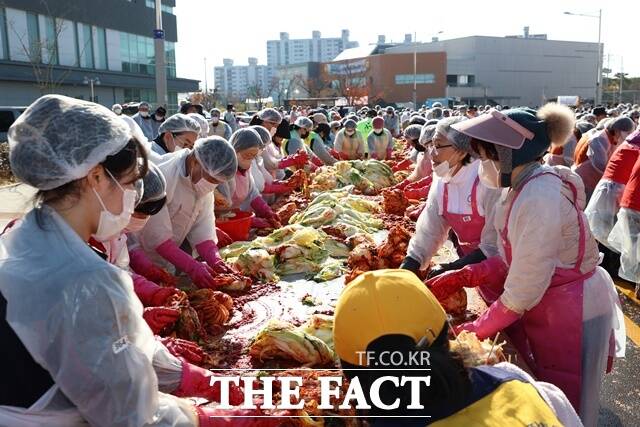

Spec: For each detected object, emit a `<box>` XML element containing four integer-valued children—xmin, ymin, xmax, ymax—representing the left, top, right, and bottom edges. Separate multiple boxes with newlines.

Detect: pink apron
<box><xmin>501</xmin><ymin>172</ymin><xmax>592</xmax><ymax>411</ymax></box>
<box><xmin>442</xmin><ymin>176</ymin><xmax>485</xmax><ymax>257</ymax></box>
<box><xmin>232</xmin><ymin>170</ymin><xmax>251</xmax><ymax>209</ymax></box>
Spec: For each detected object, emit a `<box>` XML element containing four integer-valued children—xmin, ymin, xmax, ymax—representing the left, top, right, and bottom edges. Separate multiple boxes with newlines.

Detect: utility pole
<box><xmin>619</xmin><ymin>57</ymin><xmax>624</xmax><ymax>104</ymax></box>
<box><xmin>563</xmin><ymin>9</ymin><xmax>602</xmax><ymax>105</ymax></box>
<box><xmin>154</xmin><ymin>0</ymin><xmax>168</xmax><ymax>108</ymax></box>
<box><xmin>413</xmin><ymin>32</ymin><xmax>417</xmax><ymax>110</ymax></box>
<box><xmin>204</xmin><ymin>57</ymin><xmax>208</xmax><ymax>93</ymax></box>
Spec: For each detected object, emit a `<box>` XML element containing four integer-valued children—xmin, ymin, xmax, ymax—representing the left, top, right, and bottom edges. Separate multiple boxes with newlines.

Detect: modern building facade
<box><xmin>387</xmin><ymin>34</ymin><xmax>600</xmax><ymax>107</ymax></box>
<box><xmin>213</xmin><ymin>58</ymin><xmax>273</xmax><ymax>102</ymax></box>
<box><xmin>266</xmin><ymin>30</ymin><xmax>358</xmax><ymax>68</ymax></box>
<box><xmin>0</xmin><ymin>0</ymin><xmax>198</xmax><ymax>110</ymax></box>
<box><xmin>323</xmin><ymin>46</ymin><xmax>447</xmax><ymax>106</ymax></box>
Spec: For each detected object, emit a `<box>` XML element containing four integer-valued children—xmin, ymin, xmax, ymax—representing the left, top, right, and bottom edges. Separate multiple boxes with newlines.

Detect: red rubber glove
<box><xmin>454</xmin><ymin>300</ymin><xmax>520</xmax><ymax>339</ymax></box>
<box><xmin>129</xmin><ymin>248</ymin><xmax>178</xmax><ymax>286</ymax></box>
<box><xmin>392</xmin><ymin>158</ymin><xmax>413</xmax><ymax>172</ymax></box>
<box><xmin>251</xmin><ymin>217</ymin><xmax>271</xmax><ymax>229</ymax></box>
<box><xmin>156</xmin><ymin>239</ymin><xmax>217</xmax><ymax>289</ymax></box>
<box><xmin>404</xmin><ymin>183</ymin><xmax>430</xmax><ymax>200</ymax></box>
<box><xmin>392</xmin><ymin>179</ymin><xmax>412</xmax><ymax>191</ymax></box>
<box><xmin>263</xmin><ymin>182</ymin><xmax>292</xmax><ymax>194</ymax></box>
<box><xmin>425</xmin><ymin>256</ymin><xmax>508</xmax><ymax>302</ymax></box>
<box><xmin>132</xmin><ymin>273</ymin><xmax>180</xmax><ymax>307</ymax></box>
<box><xmin>216</xmin><ymin>227</ymin><xmax>234</xmax><ymax>248</ymax></box>
<box><xmin>196</xmin><ymin>406</ymin><xmax>288</xmax><ymax>427</ymax></box>
<box><xmin>278</xmin><ymin>150</ymin><xmax>308</xmax><ymax>168</ymax></box>
<box><xmin>143</xmin><ymin>307</ymin><xmax>179</xmax><ymax>334</ymax></box>
<box><xmin>329</xmin><ymin>148</ymin><xmax>341</xmax><ymax>159</ymax></box>
<box><xmin>250</xmin><ymin>197</ymin><xmax>280</xmax><ymax>227</ymax></box>
<box><xmin>159</xmin><ymin>337</ymin><xmax>206</xmax><ymax>366</ymax></box>
<box><xmin>386</xmin><ymin>147</ymin><xmax>393</xmax><ymax>160</ymax></box>
<box><xmin>173</xmin><ymin>363</ymin><xmax>244</xmax><ymax>404</ymax></box>
<box><xmin>311</xmin><ymin>155</ymin><xmax>324</xmax><ymax>167</ymax></box>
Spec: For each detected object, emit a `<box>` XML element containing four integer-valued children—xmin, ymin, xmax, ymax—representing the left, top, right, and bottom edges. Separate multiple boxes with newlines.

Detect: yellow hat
<box><xmin>334</xmin><ymin>269</ymin><xmax>447</xmax><ymax>366</ymax></box>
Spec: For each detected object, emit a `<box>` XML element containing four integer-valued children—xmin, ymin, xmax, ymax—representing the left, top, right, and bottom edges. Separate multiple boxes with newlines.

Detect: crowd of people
<box><xmin>0</xmin><ymin>93</ymin><xmax>637</xmax><ymax>426</ymax></box>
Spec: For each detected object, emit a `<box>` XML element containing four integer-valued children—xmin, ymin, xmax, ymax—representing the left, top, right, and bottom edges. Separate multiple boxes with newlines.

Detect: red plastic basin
<box><xmin>216</xmin><ymin>210</ymin><xmax>255</xmax><ymax>242</ymax></box>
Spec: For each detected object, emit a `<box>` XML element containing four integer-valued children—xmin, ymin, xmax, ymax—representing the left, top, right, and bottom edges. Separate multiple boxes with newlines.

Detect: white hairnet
<box><xmin>258</xmin><ymin>108</ymin><xmax>282</xmax><ymax>124</ymax></box>
<box><xmin>294</xmin><ymin>116</ymin><xmax>314</xmax><ymax>130</ymax></box>
<box><xmin>229</xmin><ymin>127</ymin><xmax>263</xmax><ymax>152</ymax></box>
<box><xmin>187</xmin><ymin>113</ymin><xmax>209</xmax><ymax>138</ymax></box>
<box><xmin>344</xmin><ymin>119</ymin><xmax>357</xmax><ymax>129</ymax></box>
<box><xmin>140</xmin><ymin>162</ymin><xmax>166</xmax><ymax>204</ymax></box>
<box><xmin>158</xmin><ymin>114</ymin><xmax>200</xmax><ymax>135</ymax></box>
<box><xmin>193</xmin><ymin>136</ymin><xmax>237</xmax><ymax>181</ymax></box>
<box><xmin>436</xmin><ymin>116</ymin><xmax>472</xmax><ymax>152</ymax></box>
<box><xmin>210</xmin><ymin>108</ymin><xmax>221</xmax><ymax>117</ymax></box>
<box><xmin>8</xmin><ymin>94</ymin><xmax>131</xmax><ymax>191</ymax></box>
<box><xmin>403</xmin><ymin>124</ymin><xmax>423</xmax><ymax>141</ymax></box>
<box><xmin>250</xmin><ymin>125</ymin><xmax>271</xmax><ymax>146</ymax></box>
<box><xmin>419</xmin><ymin>124</ymin><xmax>437</xmax><ymax>147</ymax></box>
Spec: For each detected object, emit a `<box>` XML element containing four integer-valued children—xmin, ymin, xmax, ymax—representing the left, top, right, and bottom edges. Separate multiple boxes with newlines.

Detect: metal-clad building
<box><xmin>0</xmin><ymin>0</ymin><xmax>198</xmax><ymax>110</ymax></box>
<box><xmin>387</xmin><ymin>35</ymin><xmax>601</xmax><ymax>107</ymax></box>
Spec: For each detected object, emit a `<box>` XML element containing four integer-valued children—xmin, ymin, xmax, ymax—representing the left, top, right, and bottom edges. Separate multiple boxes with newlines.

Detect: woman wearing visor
<box><xmin>401</xmin><ymin>117</ymin><xmax>501</xmax><ymax>281</ymax></box>
<box><xmin>426</xmin><ymin>105</ymin><xmax>625</xmax><ymax>427</ymax></box>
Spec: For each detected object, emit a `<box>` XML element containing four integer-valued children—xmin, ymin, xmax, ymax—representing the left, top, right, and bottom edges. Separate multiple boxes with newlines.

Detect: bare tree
<box><xmin>2</xmin><ymin>1</ymin><xmax>85</xmax><ymax>95</ymax></box>
<box><xmin>247</xmin><ymin>77</ymin><xmax>280</xmax><ymax>109</ymax></box>
<box><xmin>324</xmin><ymin>59</ymin><xmax>370</xmax><ymax>106</ymax></box>
<box><xmin>290</xmin><ymin>73</ymin><xmax>332</xmax><ymax>99</ymax></box>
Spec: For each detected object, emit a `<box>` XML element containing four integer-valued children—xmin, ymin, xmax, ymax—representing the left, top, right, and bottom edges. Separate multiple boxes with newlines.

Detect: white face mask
<box><xmin>211</xmin><ymin>117</ymin><xmax>219</xmax><ymax>124</ymax></box>
<box><xmin>92</xmin><ymin>172</ymin><xmax>137</xmax><ymax>242</ymax></box>
<box><xmin>194</xmin><ymin>177</ymin><xmax>218</xmax><ymax>197</ymax></box>
<box><xmin>269</xmin><ymin>127</ymin><xmax>277</xmax><ymax>137</ymax></box>
<box><xmin>125</xmin><ymin>215</ymin><xmax>149</xmax><ymax>233</ymax></box>
<box><xmin>433</xmin><ymin>160</ymin><xmax>455</xmax><ymax>183</ymax></box>
<box><xmin>140</xmin><ymin>111</ymin><xmax>149</xmax><ymax>118</ymax></box>
<box><xmin>478</xmin><ymin>159</ymin><xmax>500</xmax><ymax>189</ymax></box>
<box><xmin>113</xmin><ymin>108</ymin><xmax>122</xmax><ymax>115</ymax></box>
<box><xmin>345</xmin><ymin>130</ymin><xmax>355</xmax><ymax>136</ymax></box>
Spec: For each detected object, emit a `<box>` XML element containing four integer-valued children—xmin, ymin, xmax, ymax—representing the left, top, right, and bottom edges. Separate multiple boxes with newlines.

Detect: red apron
<box><xmin>501</xmin><ymin>172</ymin><xmax>592</xmax><ymax>411</ymax></box>
<box><xmin>442</xmin><ymin>176</ymin><xmax>485</xmax><ymax>257</ymax></box>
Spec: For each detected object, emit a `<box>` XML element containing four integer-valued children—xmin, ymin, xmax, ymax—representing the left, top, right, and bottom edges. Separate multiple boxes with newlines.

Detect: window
<box><xmin>95</xmin><ymin>27</ymin><xmax>107</xmax><ymax>69</ymax></box>
<box><xmin>0</xmin><ymin>111</ymin><xmax>16</xmax><ymax>133</ymax></box>
<box><xmin>447</xmin><ymin>74</ymin><xmax>457</xmax><ymax>86</ymax></box>
<box><xmin>0</xmin><ymin>8</ymin><xmax>8</xmax><ymax>60</ymax></box>
<box><xmin>79</xmin><ymin>23</ymin><xmax>94</xmax><ymax>68</ymax></box>
<box><xmin>394</xmin><ymin>74</ymin><xmax>435</xmax><ymax>85</ymax></box>
<box><xmin>43</xmin><ymin>17</ymin><xmax>59</xmax><ymax>65</ymax></box>
<box><xmin>26</xmin><ymin>12</ymin><xmax>40</xmax><ymax>61</ymax></box>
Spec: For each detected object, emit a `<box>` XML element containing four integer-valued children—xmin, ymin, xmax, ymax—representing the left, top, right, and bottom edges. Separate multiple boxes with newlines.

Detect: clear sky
<box><xmin>174</xmin><ymin>0</ymin><xmax>640</xmax><ymax>87</ymax></box>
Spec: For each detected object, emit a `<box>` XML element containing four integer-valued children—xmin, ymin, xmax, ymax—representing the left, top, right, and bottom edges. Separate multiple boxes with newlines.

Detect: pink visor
<box><xmin>451</xmin><ymin>110</ymin><xmax>535</xmax><ymax>149</ymax></box>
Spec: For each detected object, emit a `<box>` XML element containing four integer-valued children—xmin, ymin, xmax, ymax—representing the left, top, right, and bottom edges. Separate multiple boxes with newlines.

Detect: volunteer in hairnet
<box><xmin>284</xmin><ymin>116</ymin><xmax>337</xmax><ymax>166</ymax></box>
<box><xmin>208</xmin><ymin>108</ymin><xmax>232</xmax><ymax>140</ymax></box>
<box><xmin>391</xmin><ymin>124</ymin><xmax>435</xmax><ymax>199</ymax></box>
<box><xmin>137</xmin><ymin>136</ymin><xmax>238</xmax><ymax>289</ymax></box>
<box><xmin>426</xmin><ymin>105</ymin><xmax>625</xmax><ymax>427</ymax></box>
<box><xmin>401</xmin><ymin>117</ymin><xmax>500</xmax><ymax>280</ymax></box>
<box><xmin>132</xmin><ymin>100</ymin><xmax>155</xmax><ymax>141</ymax></box>
<box><xmin>261</xmin><ymin>118</ymin><xmax>308</xmax><ymax>180</ymax></box>
<box><xmin>250</xmin><ymin>125</ymin><xmax>301</xmax><ymax>197</ymax></box>
<box><xmin>333</xmin><ymin>119</ymin><xmax>365</xmax><ymax>160</ymax></box>
<box><xmin>151</xmin><ymin>113</ymin><xmax>201</xmax><ymax>155</ymax></box>
<box><xmin>367</xmin><ymin>116</ymin><xmax>394</xmax><ymax>160</ymax></box>
<box><xmin>249</xmin><ymin>107</ymin><xmax>283</xmax><ymax>136</ymax></box>
<box><xmin>217</xmin><ymin>128</ymin><xmax>281</xmax><ymax>229</ymax></box>
<box><xmin>0</xmin><ymin>95</ymin><xmax>254</xmax><ymax>427</ymax></box>
<box><xmin>573</xmin><ymin>116</ymin><xmax>635</xmax><ymax>198</ymax></box>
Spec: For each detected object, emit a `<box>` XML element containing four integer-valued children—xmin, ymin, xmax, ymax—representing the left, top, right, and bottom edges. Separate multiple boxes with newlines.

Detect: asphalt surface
<box><xmin>598</xmin><ymin>285</ymin><xmax>640</xmax><ymax>426</ymax></box>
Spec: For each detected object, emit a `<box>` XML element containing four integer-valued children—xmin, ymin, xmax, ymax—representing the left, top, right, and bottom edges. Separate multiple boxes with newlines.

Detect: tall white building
<box><xmin>214</xmin><ymin>58</ymin><xmax>272</xmax><ymax>101</ymax></box>
<box><xmin>266</xmin><ymin>30</ymin><xmax>358</xmax><ymax>67</ymax></box>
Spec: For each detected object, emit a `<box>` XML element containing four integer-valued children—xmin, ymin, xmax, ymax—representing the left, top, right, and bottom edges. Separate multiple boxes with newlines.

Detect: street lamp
<box><xmin>414</xmin><ymin>31</ymin><xmax>443</xmax><ymax>110</ymax></box>
<box><xmin>564</xmin><ymin>10</ymin><xmax>602</xmax><ymax>105</ymax></box>
<box><xmin>83</xmin><ymin>76</ymin><xmax>101</xmax><ymax>103</ymax></box>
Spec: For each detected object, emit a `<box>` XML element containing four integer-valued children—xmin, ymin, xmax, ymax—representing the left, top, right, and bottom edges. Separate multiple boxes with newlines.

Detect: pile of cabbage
<box><xmin>220</xmin><ymin>224</ymin><xmax>348</xmax><ymax>282</ymax></box>
<box><xmin>289</xmin><ymin>187</ymin><xmax>383</xmax><ymax>235</ymax></box>
<box><xmin>310</xmin><ymin>160</ymin><xmax>395</xmax><ymax>195</ymax></box>
<box><xmin>249</xmin><ymin>314</ymin><xmax>335</xmax><ymax>366</ymax></box>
